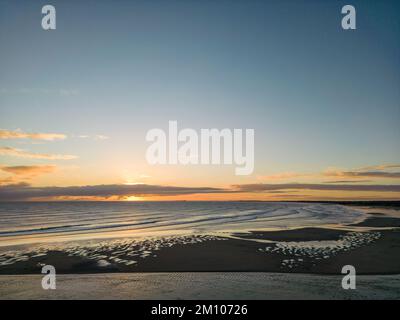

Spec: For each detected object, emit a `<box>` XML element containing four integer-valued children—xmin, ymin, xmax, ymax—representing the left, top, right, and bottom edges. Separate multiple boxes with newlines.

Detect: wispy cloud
<box><xmin>258</xmin><ymin>172</ymin><xmax>310</xmax><ymax>181</ymax></box>
<box><xmin>326</xmin><ymin>171</ymin><xmax>400</xmax><ymax>179</ymax></box>
<box><xmin>0</xmin><ymin>129</ymin><xmax>66</xmax><ymax>141</ymax></box>
<box><xmin>0</xmin><ymin>165</ymin><xmax>57</xmax><ymax>186</ymax></box>
<box><xmin>357</xmin><ymin>164</ymin><xmax>400</xmax><ymax>171</ymax></box>
<box><xmin>0</xmin><ymin>165</ymin><xmax>57</xmax><ymax>176</ymax></box>
<box><xmin>233</xmin><ymin>183</ymin><xmax>400</xmax><ymax>193</ymax></box>
<box><xmin>259</xmin><ymin>164</ymin><xmax>400</xmax><ymax>183</ymax></box>
<box><xmin>324</xmin><ymin>165</ymin><xmax>400</xmax><ymax>179</ymax></box>
<box><xmin>0</xmin><ymin>181</ymin><xmax>30</xmax><ymax>187</ymax></box>
<box><xmin>0</xmin><ymin>147</ymin><xmax>77</xmax><ymax>160</ymax></box>
<box><xmin>76</xmin><ymin>134</ymin><xmax>110</xmax><ymax>140</ymax></box>
<box><xmin>324</xmin><ymin>180</ymin><xmax>373</xmax><ymax>184</ymax></box>
<box><xmin>94</xmin><ymin>135</ymin><xmax>109</xmax><ymax>140</ymax></box>
<box><xmin>0</xmin><ymin>177</ymin><xmax>18</xmax><ymax>186</ymax></box>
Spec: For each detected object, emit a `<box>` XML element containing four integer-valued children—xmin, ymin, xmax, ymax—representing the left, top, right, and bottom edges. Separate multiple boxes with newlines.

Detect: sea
<box><xmin>0</xmin><ymin>201</ymin><xmax>365</xmax><ymax>248</ymax></box>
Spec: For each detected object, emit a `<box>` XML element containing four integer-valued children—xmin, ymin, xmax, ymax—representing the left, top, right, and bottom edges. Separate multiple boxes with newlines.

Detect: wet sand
<box><xmin>1</xmin><ymin>272</ymin><xmax>400</xmax><ymax>300</ymax></box>
<box><xmin>1</xmin><ymin>228</ymin><xmax>399</xmax><ymax>275</ymax></box>
<box><xmin>0</xmin><ymin>204</ymin><xmax>399</xmax><ymax>299</ymax></box>
<box><xmin>350</xmin><ymin>216</ymin><xmax>400</xmax><ymax>228</ymax></box>
<box><xmin>0</xmin><ymin>205</ymin><xmax>399</xmax><ymax>275</ymax></box>
<box><xmin>233</xmin><ymin>228</ymin><xmax>349</xmax><ymax>242</ymax></box>
<box><xmin>125</xmin><ymin>228</ymin><xmax>400</xmax><ymax>274</ymax></box>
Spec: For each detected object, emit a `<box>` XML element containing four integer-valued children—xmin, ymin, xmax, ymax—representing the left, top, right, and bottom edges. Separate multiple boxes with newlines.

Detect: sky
<box><xmin>0</xmin><ymin>0</ymin><xmax>399</xmax><ymax>201</ymax></box>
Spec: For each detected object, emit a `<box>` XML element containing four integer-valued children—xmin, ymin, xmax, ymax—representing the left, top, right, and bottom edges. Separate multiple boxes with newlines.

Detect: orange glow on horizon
<box><xmin>22</xmin><ymin>190</ymin><xmax>400</xmax><ymax>202</ymax></box>
<box><xmin>124</xmin><ymin>196</ymin><xmax>143</xmax><ymax>201</ymax></box>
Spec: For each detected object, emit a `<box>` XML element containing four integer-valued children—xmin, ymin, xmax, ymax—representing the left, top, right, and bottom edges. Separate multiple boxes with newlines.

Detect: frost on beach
<box><xmin>0</xmin><ymin>235</ymin><xmax>224</xmax><ymax>268</ymax></box>
<box><xmin>258</xmin><ymin>231</ymin><xmax>382</xmax><ymax>269</ymax></box>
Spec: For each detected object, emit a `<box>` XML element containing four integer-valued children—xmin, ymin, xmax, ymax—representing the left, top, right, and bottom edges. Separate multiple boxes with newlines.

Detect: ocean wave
<box><xmin>0</xmin><ymin>202</ymin><xmax>365</xmax><ymax>246</ymax></box>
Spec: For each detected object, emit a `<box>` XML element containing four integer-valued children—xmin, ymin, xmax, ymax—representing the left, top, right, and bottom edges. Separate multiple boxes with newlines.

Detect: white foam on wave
<box><xmin>0</xmin><ymin>202</ymin><xmax>366</xmax><ymax>247</ymax></box>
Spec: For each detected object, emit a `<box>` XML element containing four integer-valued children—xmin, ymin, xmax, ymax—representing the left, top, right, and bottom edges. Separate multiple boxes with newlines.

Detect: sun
<box><xmin>124</xmin><ymin>196</ymin><xmax>143</xmax><ymax>201</ymax></box>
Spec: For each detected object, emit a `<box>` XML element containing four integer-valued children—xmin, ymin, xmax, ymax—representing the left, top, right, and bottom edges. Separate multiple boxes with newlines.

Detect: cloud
<box><xmin>94</xmin><ymin>135</ymin><xmax>109</xmax><ymax>140</ymax></box>
<box><xmin>357</xmin><ymin>164</ymin><xmax>400</xmax><ymax>171</ymax></box>
<box><xmin>0</xmin><ymin>177</ymin><xmax>18</xmax><ymax>186</ymax></box>
<box><xmin>0</xmin><ymin>129</ymin><xmax>66</xmax><ymax>141</ymax></box>
<box><xmin>258</xmin><ymin>172</ymin><xmax>309</xmax><ymax>181</ymax></box>
<box><xmin>76</xmin><ymin>134</ymin><xmax>109</xmax><ymax>140</ymax></box>
<box><xmin>324</xmin><ymin>180</ymin><xmax>373</xmax><ymax>184</ymax></box>
<box><xmin>0</xmin><ymin>165</ymin><xmax>56</xmax><ymax>176</ymax></box>
<box><xmin>0</xmin><ymin>181</ymin><xmax>30</xmax><ymax>188</ymax></box>
<box><xmin>233</xmin><ymin>183</ymin><xmax>400</xmax><ymax>193</ymax></box>
<box><xmin>0</xmin><ymin>147</ymin><xmax>77</xmax><ymax>160</ymax></box>
<box><xmin>1</xmin><ymin>181</ymin><xmax>400</xmax><ymax>201</ymax></box>
<box><xmin>324</xmin><ymin>167</ymin><xmax>400</xmax><ymax>179</ymax></box>
<box><xmin>260</xmin><ymin>164</ymin><xmax>400</xmax><ymax>183</ymax></box>
<box><xmin>0</xmin><ymin>183</ymin><xmax>227</xmax><ymax>201</ymax></box>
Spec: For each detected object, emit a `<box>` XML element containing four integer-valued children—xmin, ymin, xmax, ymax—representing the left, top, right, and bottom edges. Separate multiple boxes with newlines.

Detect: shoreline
<box><xmin>0</xmin><ymin>204</ymin><xmax>399</xmax><ymax>275</ymax></box>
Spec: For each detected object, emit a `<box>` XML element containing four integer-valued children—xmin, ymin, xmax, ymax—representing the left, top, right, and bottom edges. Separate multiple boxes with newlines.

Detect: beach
<box><xmin>1</xmin><ymin>272</ymin><xmax>400</xmax><ymax>300</ymax></box>
<box><xmin>2</xmin><ymin>0</ymin><xmax>400</xmax><ymax>302</ymax></box>
<box><xmin>0</xmin><ymin>202</ymin><xmax>399</xmax><ymax>275</ymax></box>
<box><xmin>0</xmin><ymin>202</ymin><xmax>399</xmax><ymax>299</ymax></box>
<box><xmin>0</xmin><ymin>225</ymin><xmax>399</xmax><ymax>275</ymax></box>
